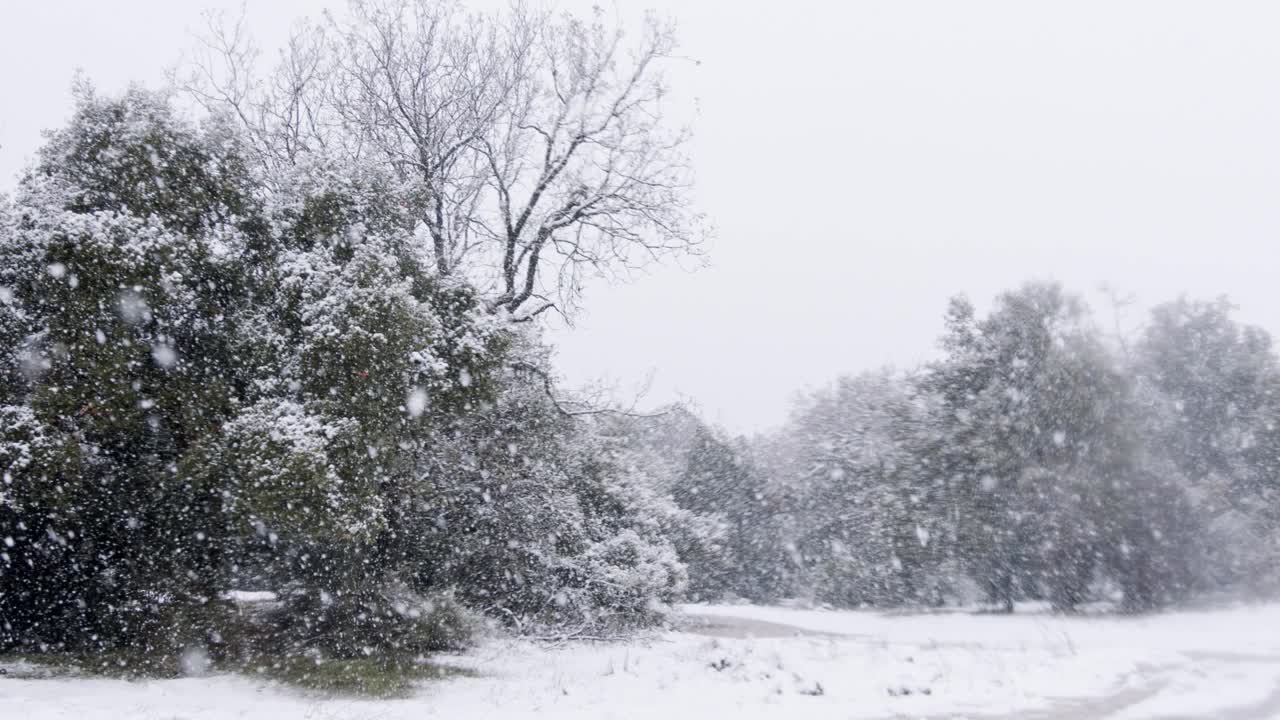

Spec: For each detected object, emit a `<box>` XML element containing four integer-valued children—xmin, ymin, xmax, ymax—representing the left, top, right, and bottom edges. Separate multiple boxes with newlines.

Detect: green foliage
<box><xmin>36</xmin><ymin>86</ymin><xmax>258</xmax><ymax>237</ymax></box>
<box><xmin>260</xmin><ymin>588</ymin><xmax>478</xmax><ymax>660</ymax></box>
<box><xmin>674</xmin><ymin>424</ymin><xmax>789</xmax><ymax>603</ymax></box>
<box><xmin>255</xmin><ymin>655</ymin><xmax>476</xmax><ymax>698</ymax></box>
<box><xmin>0</xmin><ymin>88</ymin><xmax>256</xmax><ymax>653</ymax></box>
<box><xmin>1</xmin><ymin>598</ymin><xmax>476</xmax><ymax>697</ymax></box>
<box><xmin>0</xmin><ymin>87</ymin><xmax>505</xmax><ymax>659</ymax></box>
<box><xmin>390</xmin><ymin>375</ymin><xmax>697</xmax><ymax>633</ymax></box>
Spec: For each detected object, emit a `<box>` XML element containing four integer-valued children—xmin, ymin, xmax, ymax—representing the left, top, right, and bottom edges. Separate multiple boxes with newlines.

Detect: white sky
<box><xmin>3</xmin><ymin>1</ymin><xmax>1278</xmax><ymax>435</ymax></box>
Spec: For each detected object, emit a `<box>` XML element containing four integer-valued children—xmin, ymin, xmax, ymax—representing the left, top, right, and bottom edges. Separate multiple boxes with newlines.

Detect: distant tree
<box><xmin>667</xmin><ymin>422</ymin><xmax>786</xmax><ymax>602</ymax></box>
<box><xmin>922</xmin><ymin>283</ymin><xmax>1170</xmax><ymax>611</ymax></box>
<box><xmin>762</xmin><ymin>371</ymin><xmax>944</xmax><ymax>607</ymax></box>
<box><xmin>1133</xmin><ymin>297</ymin><xmax>1280</xmax><ymax>593</ymax></box>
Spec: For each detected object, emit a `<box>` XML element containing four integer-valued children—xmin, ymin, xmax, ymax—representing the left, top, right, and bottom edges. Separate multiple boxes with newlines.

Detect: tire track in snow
<box><xmin>1138</xmin><ymin>652</ymin><xmax>1280</xmax><ymax>720</ymax></box>
<box><xmin>679</xmin><ymin>612</ymin><xmax>1280</xmax><ymax>720</ymax></box>
<box><xmin>678</xmin><ymin>613</ymin><xmax>852</xmax><ymax>640</ymax></box>
<box><xmin>856</xmin><ymin>665</ymin><xmax>1167</xmax><ymax>720</ymax></box>
<box><xmin>868</xmin><ymin>657</ymin><xmax>1280</xmax><ymax>720</ymax></box>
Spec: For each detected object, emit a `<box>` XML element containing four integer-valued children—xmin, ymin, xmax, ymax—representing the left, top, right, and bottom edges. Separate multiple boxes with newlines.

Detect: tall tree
<box><xmin>183</xmin><ymin>0</ymin><xmax>706</xmax><ymax>320</ymax></box>
<box><xmin>0</xmin><ymin>87</ymin><xmax>264</xmax><ymax>655</ymax></box>
<box><xmin>923</xmin><ymin>284</ymin><xmax>1144</xmax><ymax>610</ymax></box>
<box><xmin>674</xmin><ymin>425</ymin><xmax>788</xmax><ymax>602</ymax></box>
<box><xmin>1134</xmin><ymin>297</ymin><xmax>1280</xmax><ymax>591</ymax></box>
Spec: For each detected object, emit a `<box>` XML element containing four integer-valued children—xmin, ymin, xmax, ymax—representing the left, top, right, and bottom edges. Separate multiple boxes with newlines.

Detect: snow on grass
<box><xmin>4</xmin><ymin>603</ymin><xmax>1280</xmax><ymax>719</ymax></box>
<box><xmin>686</xmin><ymin>600</ymin><xmax>1280</xmax><ymax>656</ymax></box>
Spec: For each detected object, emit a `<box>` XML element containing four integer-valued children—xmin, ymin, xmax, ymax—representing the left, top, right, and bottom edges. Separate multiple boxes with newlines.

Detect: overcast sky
<box><xmin>3</xmin><ymin>1</ymin><xmax>1278</xmax><ymax>435</ymax></box>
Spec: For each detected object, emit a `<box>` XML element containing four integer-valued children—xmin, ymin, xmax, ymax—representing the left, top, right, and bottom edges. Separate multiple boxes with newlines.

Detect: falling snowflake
<box><xmin>151</xmin><ymin>344</ymin><xmax>177</xmax><ymax>368</ymax></box>
<box><xmin>915</xmin><ymin>525</ymin><xmax>931</xmax><ymax>548</ymax></box>
<box><xmin>407</xmin><ymin>387</ymin><xmax>428</xmax><ymax>417</ymax></box>
<box><xmin>119</xmin><ymin>290</ymin><xmax>150</xmax><ymax>324</ymax></box>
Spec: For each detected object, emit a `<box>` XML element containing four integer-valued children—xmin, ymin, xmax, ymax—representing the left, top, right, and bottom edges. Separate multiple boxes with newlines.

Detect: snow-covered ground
<box><xmin>4</xmin><ymin>602</ymin><xmax>1280</xmax><ymax>719</ymax></box>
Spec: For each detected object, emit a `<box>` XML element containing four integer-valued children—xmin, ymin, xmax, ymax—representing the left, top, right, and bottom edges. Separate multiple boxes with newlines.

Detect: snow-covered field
<box><xmin>5</xmin><ymin>603</ymin><xmax>1280</xmax><ymax>719</ymax></box>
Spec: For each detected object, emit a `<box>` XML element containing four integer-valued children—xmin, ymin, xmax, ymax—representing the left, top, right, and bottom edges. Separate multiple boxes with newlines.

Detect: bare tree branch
<box><xmin>180</xmin><ymin>0</ymin><xmax>706</xmax><ymax>320</ymax></box>
<box><xmin>509</xmin><ymin>361</ymin><xmax>672</xmax><ymax>419</ymax></box>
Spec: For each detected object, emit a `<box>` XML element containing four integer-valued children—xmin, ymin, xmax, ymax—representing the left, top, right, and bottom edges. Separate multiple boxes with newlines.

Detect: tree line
<box><xmin>668</xmin><ymin>285</ymin><xmax>1280</xmax><ymax>612</ymax></box>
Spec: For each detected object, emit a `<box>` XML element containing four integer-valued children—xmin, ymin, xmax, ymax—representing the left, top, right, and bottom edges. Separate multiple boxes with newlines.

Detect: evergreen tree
<box><xmin>1133</xmin><ymin>297</ymin><xmax>1280</xmax><ymax>593</ymax></box>
<box><xmin>674</xmin><ymin>425</ymin><xmax>788</xmax><ymax>602</ymax></box>
<box><xmin>0</xmin><ymin>87</ymin><xmax>262</xmax><ymax>656</ymax></box>
<box><xmin>922</xmin><ymin>283</ymin><xmax>1171</xmax><ymax>611</ymax></box>
<box><xmin>1</xmin><ymin>87</ymin><xmax>696</xmax><ymax>664</ymax></box>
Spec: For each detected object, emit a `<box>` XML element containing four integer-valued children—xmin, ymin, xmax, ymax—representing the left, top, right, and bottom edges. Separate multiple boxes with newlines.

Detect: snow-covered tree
<box><xmin>670</xmin><ymin>423</ymin><xmax>790</xmax><ymax>602</ymax></box>
<box><xmin>767</xmin><ymin>371</ymin><xmax>946</xmax><ymax>606</ymax></box>
<box><xmin>0</xmin><ymin>86</ymin><xmax>698</xmax><ymax>665</ymax></box>
<box><xmin>1133</xmin><ymin>297</ymin><xmax>1280</xmax><ymax>594</ymax></box>
<box><xmin>922</xmin><ymin>283</ymin><xmax>1202</xmax><ymax>611</ymax></box>
<box><xmin>0</xmin><ymin>86</ymin><xmax>262</xmax><ymax>656</ymax></box>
